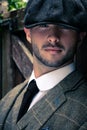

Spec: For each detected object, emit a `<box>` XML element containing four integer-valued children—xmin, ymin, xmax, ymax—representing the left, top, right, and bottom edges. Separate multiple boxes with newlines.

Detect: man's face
<box><xmin>29</xmin><ymin>24</ymin><xmax>80</xmax><ymax>68</ymax></box>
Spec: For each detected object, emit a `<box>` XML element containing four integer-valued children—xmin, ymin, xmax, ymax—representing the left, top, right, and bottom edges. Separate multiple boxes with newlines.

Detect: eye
<box><xmin>39</xmin><ymin>24</ymin><xmax>49</xmax><ymax>28</ymax></box>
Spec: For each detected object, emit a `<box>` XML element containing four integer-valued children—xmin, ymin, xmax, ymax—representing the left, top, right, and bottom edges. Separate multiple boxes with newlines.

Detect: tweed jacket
<box><xmin>0</xmin><ymin>71</ymin><xmax>87</xmax><ymax>130</ymax></box>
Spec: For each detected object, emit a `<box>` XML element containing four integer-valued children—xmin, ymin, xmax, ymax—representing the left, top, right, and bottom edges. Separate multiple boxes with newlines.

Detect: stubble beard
<box><xmin>32</xmin><ymin>43</ymin><xmax>76</xmax><ymax>68</ymax></box>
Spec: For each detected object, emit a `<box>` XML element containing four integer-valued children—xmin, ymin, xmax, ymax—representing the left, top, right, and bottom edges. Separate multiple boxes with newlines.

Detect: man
<box><xmin>0</xmin><ymin>0</ymin><xmax>87</xmax><ymax>130</ymax></box>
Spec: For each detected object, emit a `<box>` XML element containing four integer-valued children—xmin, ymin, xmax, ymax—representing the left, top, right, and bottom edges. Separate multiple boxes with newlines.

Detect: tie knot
<box><xmin>28</xmin><ymin>79</ymin><xmax>39</xmax><ymax>94</ymax></box>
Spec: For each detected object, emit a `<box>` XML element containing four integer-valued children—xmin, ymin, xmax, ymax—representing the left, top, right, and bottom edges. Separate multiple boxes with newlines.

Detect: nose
<box><xmin>47</xmin><ymin>35</ymin><xmax>59</xmax><ymax>44</ymax></box>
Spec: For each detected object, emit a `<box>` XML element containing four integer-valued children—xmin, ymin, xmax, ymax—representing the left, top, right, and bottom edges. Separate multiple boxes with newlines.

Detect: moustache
<box><xmin>42</xmin><ymin>42</ymin><xmax>65</xmax><ymax>50</ymax></box>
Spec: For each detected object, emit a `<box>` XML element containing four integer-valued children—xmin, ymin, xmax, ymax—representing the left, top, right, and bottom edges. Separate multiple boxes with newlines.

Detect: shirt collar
<box><xmin>29</xmin><ymin>63</ymin><xmax>75</xmax><ymax>91</ymax></box>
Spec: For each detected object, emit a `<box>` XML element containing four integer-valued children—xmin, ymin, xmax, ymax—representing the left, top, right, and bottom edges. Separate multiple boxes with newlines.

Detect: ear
<box><xmin>79</xmin><ymin>32</ymin><xmax>86</xmax><ymax>41</ymax></box>
<box><xmin>24</xmin><ymin>27</ymin><xmax>31</xmax><ymax>43</ymax></box>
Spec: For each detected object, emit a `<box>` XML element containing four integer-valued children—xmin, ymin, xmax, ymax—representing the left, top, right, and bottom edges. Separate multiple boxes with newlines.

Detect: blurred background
<box><xmin>0</xmin><ymin>0</ymin><xmax>33</xmax><ymax>99</ymax></box>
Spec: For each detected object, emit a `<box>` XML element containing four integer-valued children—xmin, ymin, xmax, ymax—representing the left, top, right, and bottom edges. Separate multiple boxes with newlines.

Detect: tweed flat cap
<box><xmin>24</xmin><ymin>0</ymin><xmax>87</xmax><ymax>31</ymax></box>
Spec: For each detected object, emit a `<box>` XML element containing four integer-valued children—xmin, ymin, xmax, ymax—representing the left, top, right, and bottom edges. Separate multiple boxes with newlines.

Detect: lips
<box><xmin>44</xmin><ymin>47</ymin><xmax>62</xmax><ymax>52</ymax></box>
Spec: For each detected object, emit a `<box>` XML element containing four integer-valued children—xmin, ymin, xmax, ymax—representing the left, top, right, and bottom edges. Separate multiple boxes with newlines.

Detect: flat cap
<box><xmin>24</xmin><ymin>0</ymin><xmax>87</xmax><ymax>31</ymax></box>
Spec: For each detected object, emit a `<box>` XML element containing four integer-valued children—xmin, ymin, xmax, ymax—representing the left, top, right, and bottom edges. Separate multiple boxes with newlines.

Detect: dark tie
<box><xmin>17</xmin><ymin>80</ymin><xmax>39</xmax><ymax>122</ymax></box>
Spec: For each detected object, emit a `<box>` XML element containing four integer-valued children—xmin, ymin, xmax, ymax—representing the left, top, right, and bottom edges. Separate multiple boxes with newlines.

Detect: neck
<box><xmin>33</xmin><ymin>64</ymin><xmax>57</xmax><ymax>78</ymax></box>
<box><xmin>33</xmin><ymin>58</ymin><xmax>73</xmax><ymax>78</ymax></box>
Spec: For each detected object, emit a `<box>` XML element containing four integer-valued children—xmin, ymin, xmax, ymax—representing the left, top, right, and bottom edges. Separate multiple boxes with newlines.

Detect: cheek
<box><xmin>31</xmin><ymin>34</ymin><xmax>46</xmax><ymax>47</ymax></box>
<box><xmin>66</xmin><ymin>43</ymin><xmax>78</xmax><ymax>55</ymax></box>
<box><xmin>31</xmin><ymin>37</ymin><xmax>43</xmax><ymax>51</ymax></box>
<box><xmin>61</xmin><ymin>35</ymin><xmax>78</xmax><ymax>49</ymax></box>
<box><xmin>31</xmin><ymin>35</ymin><xmax>38</xmax><ymax>45</ymax></box>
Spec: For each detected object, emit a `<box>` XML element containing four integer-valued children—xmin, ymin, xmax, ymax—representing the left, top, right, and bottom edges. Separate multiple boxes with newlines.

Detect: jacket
<box><xmin>0</xmin><ymin>71</ymin><xmax>87</xmax><ymax>130</ymax></box>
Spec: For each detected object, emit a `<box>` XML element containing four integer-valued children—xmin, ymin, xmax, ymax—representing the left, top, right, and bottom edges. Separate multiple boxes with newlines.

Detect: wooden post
<box><xmin>0</xmin><ymin>29</ymin><xmax>2</xmax><ymax>99</ymax></box>
<box><xmin>1</xmin><ymin>8</ymin><xmax>33</xmax><ymax>97</ymax></box>
<box><xmin>2</xmin><ymin>28</ymin><xmax>13</xmax><ymax>96</ymax></box>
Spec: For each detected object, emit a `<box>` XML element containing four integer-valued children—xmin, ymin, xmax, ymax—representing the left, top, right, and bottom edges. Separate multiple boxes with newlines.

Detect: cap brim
<box><xmin>24</xmin><ymin>21</ymin><xmax>80</xmax><ymax>31</ymax></box>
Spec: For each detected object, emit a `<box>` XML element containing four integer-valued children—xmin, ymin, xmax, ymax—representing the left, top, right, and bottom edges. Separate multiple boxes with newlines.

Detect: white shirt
<box><xmin>28</xmin><ymin>63</ymin><xmax>75</xmax><ymax>110</ymax></box>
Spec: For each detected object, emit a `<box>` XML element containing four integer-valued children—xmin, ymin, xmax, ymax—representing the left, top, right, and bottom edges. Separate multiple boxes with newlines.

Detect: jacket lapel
<box><xmin>13</xmin><ymin>70</ymin><xmax>83</xmax><ymax>130</ymax></box>
<box><xmin>17</xmin><ymin>83</ymin><xmax>66</xmax><ymax>130</ymax></box>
